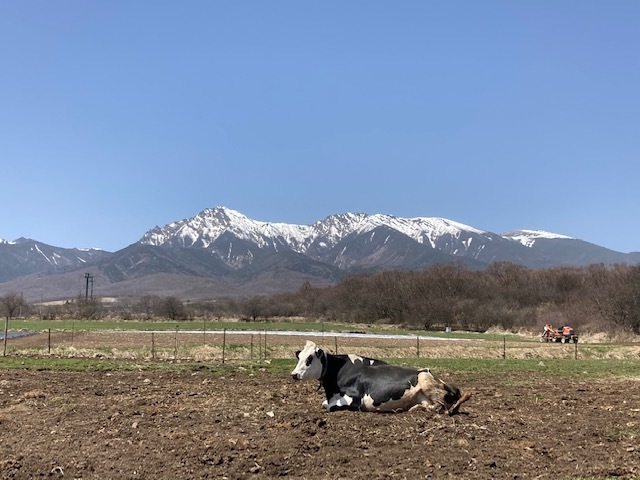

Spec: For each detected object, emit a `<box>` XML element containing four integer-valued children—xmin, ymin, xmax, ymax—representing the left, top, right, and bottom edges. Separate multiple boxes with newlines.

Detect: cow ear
<box><xmin>295</xmin><ymin>350</ymin><xmax>301</xmax><ymax>359</ymax></box>
<box><xmin>316</xmin><ymin>348</ymin><xmax>324</xmax><ymax>358</ymax></box>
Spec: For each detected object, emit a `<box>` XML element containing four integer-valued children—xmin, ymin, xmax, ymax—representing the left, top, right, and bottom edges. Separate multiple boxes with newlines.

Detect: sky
<box><xmin>1</xmin><ymin>1</ymin><xmax>639</xmax><ymax>253</ymax></box>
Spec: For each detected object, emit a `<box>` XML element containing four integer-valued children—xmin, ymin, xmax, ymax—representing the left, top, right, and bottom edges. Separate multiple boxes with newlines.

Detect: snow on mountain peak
<box><xmin>140</xmin><ymin>207</ymin><xmax>492</xmax><ymax>254</ymax></box>
<box><xmin>502</xmin><ymin>229</ymin><xmax>574</xmax><ymax>248</ymax></box>
<box><xmin>139</xmin><ymin>206</ymin><xmax>583</xmax><ymax>258</ymax></box>
<box><xmin>315</xmin><ymin>213</ymin><xmax>484</xmax><ymax>240</ymax></box>
<box><xmin>140</xmin><ymin>206</ymin><xmax>312</xmax><ymax>249</ymax></box>
<box><xmin>0</xmin><ymin>237</ymin><xmax>18</xmax><ymax>245</ymax></box>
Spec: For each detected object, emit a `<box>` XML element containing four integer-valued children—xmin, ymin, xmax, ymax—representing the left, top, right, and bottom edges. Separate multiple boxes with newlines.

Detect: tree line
<box><xmin>241</xmin><ymin>262</ymin><xmax>640</xmax><ymax>335</ymax></box>
<box><xmin>2</xmin><ymin>262</ymin><xmax>639</xmax><ymax>334</ymax></box>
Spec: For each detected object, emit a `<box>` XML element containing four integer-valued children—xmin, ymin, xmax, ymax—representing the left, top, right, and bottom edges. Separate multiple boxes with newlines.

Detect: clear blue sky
<box><xmin>1</xmin><ymin>1</ymin><xmax>639</xmax><ymax>253</ymax></box>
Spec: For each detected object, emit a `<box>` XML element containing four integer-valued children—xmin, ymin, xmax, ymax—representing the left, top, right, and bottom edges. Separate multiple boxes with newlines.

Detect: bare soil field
<box><xmin>1</xmin><ymin>364</ymin><xmax>639</xmax><ymax>479</ymax></box>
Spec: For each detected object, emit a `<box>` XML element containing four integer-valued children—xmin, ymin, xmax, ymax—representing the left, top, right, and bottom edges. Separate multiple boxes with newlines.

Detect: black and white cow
<box><xmin>291</xmin><ymin>340</ymin><xmax>471</xmax><ymax>414</ymax></box>
<box><xmin>292</xmin><ymin>340</ymin><xmax>387</xmax><ymax>410</ymax></box>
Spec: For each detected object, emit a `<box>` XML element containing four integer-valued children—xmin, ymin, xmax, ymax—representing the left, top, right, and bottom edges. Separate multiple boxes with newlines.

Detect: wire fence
<box><xmin>3</xmin><ymin>328</ymin><xmax>639</xmax><ymax>361</ymax></box>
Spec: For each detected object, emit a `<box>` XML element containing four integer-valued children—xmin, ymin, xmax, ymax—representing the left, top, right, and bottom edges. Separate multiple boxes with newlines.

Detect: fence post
<box><xmin>151</xmin><ymin>332</ymin><xmax>156</xmax><ymax>360</ymax></box>
<box><xmin>574</xmin><ymin>341</ymin><xmax>578</xmax><ymax>360</ymax></box>
<box><xmin>2</xmin><ymin>317</ymin><xmax>8</xmax><ymax>357</ymax></box>
<box><xmin>264</xmin><ymin>329</ymin><xmax>267</xmax><ymax>360</ymax></box>
<box><xmin>503</xmin><ymin>337</ymin><xmax>506</xmax><ymax>359</ymax></box>
<box><xmin>48</xmin><ymin>328</ymin><xmax>51</xmax><ymax>354</ymax></box>
<box><xmin>174</xmin><ymin>325</ymin><xmax>178</xmax><ymax>360</ymax></box>
<box><xmin>222</xmin><ymin>328</ymin><xmax>226</xmax><ymax>364</ymax></box>
<box><xmin>334</xmin><ymin>336</ymin><xmax>338</xmax><ymax>355</ymax></box>
<box><xmin>250</xmin><ymin>334</ymin><xmax>254</xmax><ymax>360</ymax></box>
<box><xmin>416</xmin><ymin>336</ymin><xmax>420</xmax><ymax>358</ymax></box>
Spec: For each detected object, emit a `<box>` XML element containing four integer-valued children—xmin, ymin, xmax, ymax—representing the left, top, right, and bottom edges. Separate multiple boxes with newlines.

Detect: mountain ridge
<box><xmin>2</xmin><ymin>206</ymin><xmax>639</xmax><ymax>302</ymax></box>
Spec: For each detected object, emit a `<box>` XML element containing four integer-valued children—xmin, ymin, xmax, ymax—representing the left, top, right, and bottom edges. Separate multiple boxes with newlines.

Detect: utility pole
<box><xmin>84</xmin><ymin>273</ymin><xmax>94</xmax><ymax>301</ymax></box>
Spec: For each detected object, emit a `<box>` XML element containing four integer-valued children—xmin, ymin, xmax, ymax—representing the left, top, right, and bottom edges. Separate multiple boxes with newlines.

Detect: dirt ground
<box><xmin>0</xmin><ymin>365</ymin><xmax>638</xmax><ymax>480</ymax></box>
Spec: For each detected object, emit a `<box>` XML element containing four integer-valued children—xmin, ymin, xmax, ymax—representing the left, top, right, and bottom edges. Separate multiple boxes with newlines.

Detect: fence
<box><xmin>3</xmin><ymin>328</ymin><xmax>639</xmax><ymax>361</ymax></box>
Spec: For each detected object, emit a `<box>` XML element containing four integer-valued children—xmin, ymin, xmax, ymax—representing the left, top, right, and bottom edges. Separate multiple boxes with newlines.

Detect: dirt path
<box><xmin>0</xmin><ymin>367</ymin><xmax>638</xmax><ymax>479</ymax></box>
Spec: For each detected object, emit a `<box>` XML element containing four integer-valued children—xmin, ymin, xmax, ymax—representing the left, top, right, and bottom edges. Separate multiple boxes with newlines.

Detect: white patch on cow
<box><xmin>347</xmin><ymin>354</ymin><xmax>364</xmax><ymax>364</ymax></box>
<box><xmin>291</xmin><ymin>340</ymin><xmax>324</xmax><ymax>381</ymax></box>
<box><xmin>325</xmin><ymin>392</ymin><xmax>354</xmax><ymax>411</ymax></box>
<box><xmin>361</xmin><ymin>394</ymin><xmax>376</xmax><ymax>410</ymax></box>
<box><xmin>361</xmin><ymin>370</ymin><xmax>445</xmax><ymax>413</ymax></box>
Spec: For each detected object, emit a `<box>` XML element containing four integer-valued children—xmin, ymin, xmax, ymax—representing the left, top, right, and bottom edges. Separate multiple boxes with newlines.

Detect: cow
<box><xmin>292</xmin><ymin>341</ymin><xmax>387</xmax><ymax>410</ymax></box>
<box><xmin>291</xmin><ymin>340</ymin><xmax>471</xmax><ymax>415</ymax></box>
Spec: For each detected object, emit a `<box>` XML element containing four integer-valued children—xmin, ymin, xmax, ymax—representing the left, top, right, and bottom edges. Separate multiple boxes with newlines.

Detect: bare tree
<box><xmin>1</xmin><ymin>292</ymin><xmax>25</xmax><ymax>356</ymax></box>
<box><xmin>138</xmin><ymin>295</ymin><xmax>161</xmax><ymax>319</ymax></box>
<box><xmin>158</xmin><ymin>296</ymin><xmax>188</xmax><ymax>321</ymax></box>
<box><xmin>243</xmin><ymin>297</ymin><xmax>264</xmax><ymax>322</ymax></box>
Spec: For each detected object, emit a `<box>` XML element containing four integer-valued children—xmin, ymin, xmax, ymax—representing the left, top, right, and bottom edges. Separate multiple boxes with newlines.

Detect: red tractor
<box><xmin>540</xmin><ymin>324</ymin><xmax>579</xmax><ymax>343</ymax></box>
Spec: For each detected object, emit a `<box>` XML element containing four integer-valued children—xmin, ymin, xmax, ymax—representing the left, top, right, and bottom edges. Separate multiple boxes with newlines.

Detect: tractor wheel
<box><xmin>561</xmin><ymin>336</ymin><xmax>567</xmax><ymax>344</ymax></box>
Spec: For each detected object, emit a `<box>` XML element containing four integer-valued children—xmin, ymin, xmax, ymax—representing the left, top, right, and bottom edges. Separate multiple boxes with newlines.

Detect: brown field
<box><xmin>1</xmin><ymin>332</ymin><xmax>639</xmax><ymax>479</ymax></box>
<box><xmin>6</xmin><ymin>330</ymin><xmax>640</xmax><ymax>361</ymax></box>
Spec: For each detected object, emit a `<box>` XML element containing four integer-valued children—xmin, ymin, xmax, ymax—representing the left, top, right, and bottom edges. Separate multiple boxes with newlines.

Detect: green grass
<box><xmin>9</xmin><ymin>318</ymin><xmax>360</xmax><ymax>333</ymax></box>
<box><xmin>0</xmin><ymin>355</ymin><xmax>259</xmax><ymax>375</ymax></box>
<box><xmin>2</xmin><ymin>354</ymin><xmax>639</xmax><ymax>381</ymax></box>
<box><xmin>7</xmin><ymin>318</ymin><xmax>529</xmax><ymax>343</ymax></box>
<box><xmin>372</xmin><ymin>357</ymin><xmax>640</xmax><ymax>382</ymax></box>
<box><xmin>278</xmin><ymin>356</ymin><xmax>640</xmax><ymax>384</ymax></box>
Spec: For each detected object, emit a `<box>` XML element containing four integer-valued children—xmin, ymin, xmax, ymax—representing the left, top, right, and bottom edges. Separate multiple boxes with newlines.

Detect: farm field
<box><xmin>1</xmin><ymin>355</ymin><xmax>639</xmax><ymax>479</ymax></box>
<box><xmin>4</xmin><ymin>327</ymin><xmax>640</xmax><ymax>362</ymax></box>
<box><xmin>1</xmin><ymin>328</ymin><xmax>639</xmax><ymax>479</ymax></box>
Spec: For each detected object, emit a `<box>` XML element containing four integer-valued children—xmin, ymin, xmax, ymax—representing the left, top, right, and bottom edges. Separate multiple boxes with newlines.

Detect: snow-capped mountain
<box><xmin>140</xmin><ymin>207</ymin><xmax>492</xmax><ymax>252</ymax></box>
<box><xmin>140</xmin><ymin>207</ymin><xmax>498</xmax><ymax>259</ymax></box>
<box><xmin>137</xmin><ymin>206</ymin><xmax>638</xmax><ymax>271</ymax></box>
<box><xmin>140</xmin><ymin>207</ymin><xmax>312</xmax><ymax>251</ymax></box>
<box><xmin>2</xmin><ymin>206</ymin><xmax>639</xmax><ymax>302</ymax></box>
<box><xmin>0</xmin><ymin>238</ymin><xmax>112</xmax><ymax>283</ymax></box>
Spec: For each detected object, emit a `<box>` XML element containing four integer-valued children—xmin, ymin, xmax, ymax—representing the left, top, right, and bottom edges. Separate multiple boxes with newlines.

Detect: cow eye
<box><xmin>305</xmin><ymin>355</ymin><xmax>313</xmax><ymax>367</ymax></box>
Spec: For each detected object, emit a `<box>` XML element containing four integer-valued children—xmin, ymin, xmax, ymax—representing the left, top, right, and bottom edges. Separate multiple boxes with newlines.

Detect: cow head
<box><xmin>291</xmin><ymin>340</ymin><xmax>326</xmax><ymax>381</ymax></box>
<box><xmin>441</xmin><ymin>381</ymin><xmax>473</xmax><ymax>416</ymax></box>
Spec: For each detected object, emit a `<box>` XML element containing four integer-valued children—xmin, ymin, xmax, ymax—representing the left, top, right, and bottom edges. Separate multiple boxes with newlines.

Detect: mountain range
<box><xmin>2</xmin><ymin>207</ymin><xmax>639</xmax><ymax>302</ymax></box>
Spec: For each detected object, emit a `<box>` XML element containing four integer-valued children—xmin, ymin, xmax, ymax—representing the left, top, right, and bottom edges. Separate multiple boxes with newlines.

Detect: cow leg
<box><xmin>325</xmin><ymin>393</ymin><xmax>359</xmax><ymax>411</ymax></box>
<box><xmin>408</xmin><ymin>400</ymin><xmax>445</xmax><ymax>413</ymax></box>
<box><xmin>408</xmin><ymin>403</ymin><xmax>428</xmax><ymax>412</ymax></box>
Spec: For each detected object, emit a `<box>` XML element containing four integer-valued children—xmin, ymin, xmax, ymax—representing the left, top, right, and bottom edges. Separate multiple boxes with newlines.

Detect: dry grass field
<box><xmin>5</xmin><ymin>329</ymin><xmax>640</xmax><ymax>362</ymax></box>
